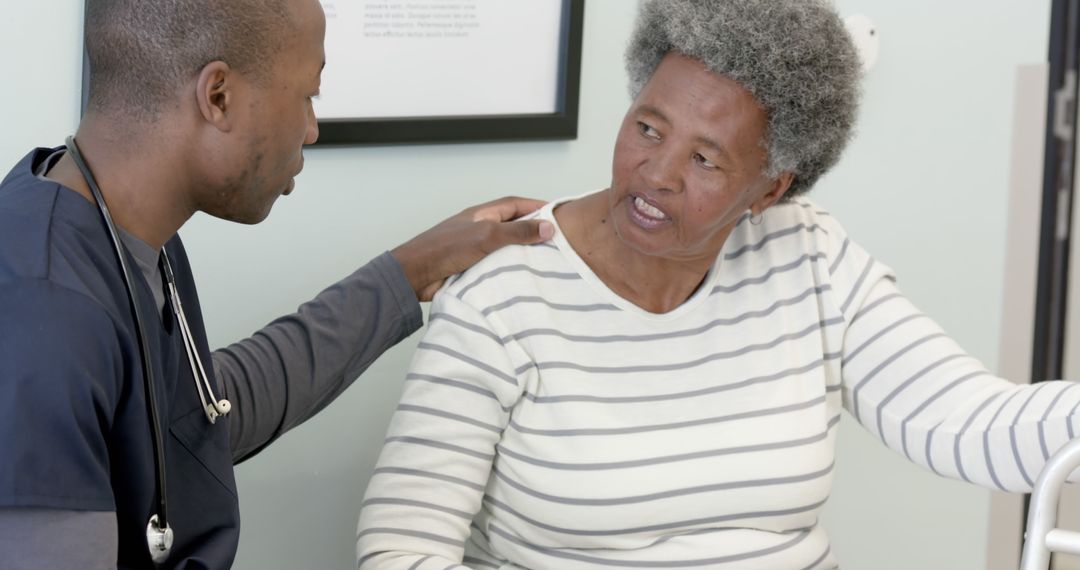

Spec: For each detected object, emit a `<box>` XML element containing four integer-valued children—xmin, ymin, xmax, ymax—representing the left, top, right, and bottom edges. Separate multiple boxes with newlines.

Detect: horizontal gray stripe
<box><xmin>495</xmin><ymin>415</ymin><xmax>840</xmax><ymax>470</ymax></box>
<box><xmin>839</xmin><ymin>257</ymin><xmax>875</xmax><ymax>315</ymax></box>
<box><xmin>536</xmin><ymin>318</ymin><xmax>841</xmax><ymax>374</ymax></box>
<box><xmin>398</xmin><ymin>404</ymin><xmax>504</xmax><ymax>434</ymax></box>
<box><xmin>458</xmin><ymin>264</ymin><xmax>581</xmax><ymax>299</ymax></box>
<box><xmin>792</xmin><ymin>200</ymin><xmax>828</xmax><ymax>215</ymax></box>
<box><xmin>491</xmin><ymin>461</ymin><xmax>834</xmax><ymax>506</ymax></box>
<box><xmin>509</xmin><ymin>395</ymin><xmax>826</xmax><ymax>437</ymax></box>
<box><xmin>801</xmin><ymin>545</ymin><xmax>832</xmax><ymax>570</ymax></box>
<box><xmin>982</xmin><ymin>390</ymin><xmax>1023</xmax><ymax>491</ymax></box>
<box><xmin>385</xmin><ymin>436</ymin><xmax>495</xmax><ymax>462</ymax></box>
<box><xmin>417</xmin><ymin>342</ymin><xmax>518</xmax><ymax>387</ymax></box>
<box><xmin>1040</xmin><ymin>382</ymin><xmax>1080</xmax><ymax>459</ymax></box>
<box><xmin>405</xmin><ymin>373</ymin><xmax>512</xmax><ymax>413</ymax></box>
<box><xmin>523</xmin><ymin>359</ymin><xmax>827</xmax><ymax>404</ymax></box>
<box><xmin>844</xmin><ymin>313</ymin><xmax>924</xmax><ymax>366</ymax></box>
<box><xmin>849</xmin><ymin>292</ymin><xmax>903</xmax><ymax>329</ymax></box>
<box><xmin>371</xmin><ymin>467</ymin><xmax>486</xmax><ymax>492</ymax></box>
<box><xmin>874</xmin><ymin>354</ymin><xmax>968</xmax><ymax>439</ymax></box>
<box><xmin>502</xmin><ymin>285</ymin><xmax>830</xmax><ymax>344</ymax></box>
<box><xmin>431</xmin><ymin>312</ymin><xmax>504</xmax><ymax>345</ymax></box>
<box><xmin>900</xmin><ymin>371</ymin><xmax>987</xmax><ymax>461</ymax></box>
<box><xmin>725</xmin><ymin>223</ymin><xmax>824</xmax><ymax>261</ymax></box>
<box><xmin>828</xmin><ymin>238</ymin><xmax>850</xmax><ymax>275</ymax></box>
<box><xmin>358</xmin><ymin>551</ymin><xmax>379</xmax><ymax>568</ymax></box>
<box><xmin>710</xmin><ymin>253</ymin><xmax>825</xmax><ymax>295</ymax></box>
<box><xmin>357</xmin><ymin>527</ymin><xmax>464</xmax><ymax>547</ymax></box>
<box><xmin>482</xmin><ymin>296</ymin><xmax>619</xmax><ymax>317</ymax></box>
<box><xmin>851</xmin><ymin>332</ymin><xmax>948</xmax><ymax>423</ymax></box>
<box><xmin>1010</xmin><ymin>384</ymin><xmax>1047</xmax><ymax>488</ymax></box>
<box><xmin>925</xmin><ymin>419</ymin><xmax>945</xmax><ymax>476</ymax></box>
<box><xmin>953</xmin><ymin>388</ymin><xmax>1009</xmax><ymax>483</ymax></box>
<box><xmin>484</xmin><ymin>494</ymin><xmax>826</xmax><ymax>537</ymax></box>
<box><xmin>1069</xmin><ymin>397</ymin><xmax>1080</xmax><ymax>440</ymax></box>
<box><xmin>487</xmin><ymin>523</ymin><xmax>812</xmax><ymax>568</ymax></box>
<box><xmin>362</xmin><ymin>497</ymin><xmax>474</xmax><ymax>521</ymax></box>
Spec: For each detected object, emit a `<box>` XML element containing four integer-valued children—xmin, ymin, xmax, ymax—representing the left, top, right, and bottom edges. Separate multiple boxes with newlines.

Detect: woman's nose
<box><xmin>641</xmin><ymin>146</ymin><xmax>683</xmax><ymax>193</ymax></box>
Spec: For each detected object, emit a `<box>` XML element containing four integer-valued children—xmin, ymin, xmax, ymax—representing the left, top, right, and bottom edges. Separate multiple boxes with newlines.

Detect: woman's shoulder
<box><xmin>775</xmin><ymin>197</ymin><xmax>870</xmax><ymax>246</ymax></box>
<box><xmin>723</xmin><ymin>196</ymin><xmax>848</xmax><ymax>257</ymax></box>
<box><xmin>440</xmin><ymin>195</ymin><xmax>581</xmax><ymax>300</ymax></box>
<box><xmin>766</xmin><ymin>197</ymin><xmax>838</xmax><ymax>228</ymax></box>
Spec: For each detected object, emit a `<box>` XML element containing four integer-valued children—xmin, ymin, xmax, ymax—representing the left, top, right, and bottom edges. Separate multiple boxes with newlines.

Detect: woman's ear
<box><xmin>195</xmin><ymin>61</ymin><xmax>235</xmax><ymax>132</ymax></box>
<box><xmin>751</xmin><ymin>172</ymin><xmax>795</xmax><ymax>215</ymax></box>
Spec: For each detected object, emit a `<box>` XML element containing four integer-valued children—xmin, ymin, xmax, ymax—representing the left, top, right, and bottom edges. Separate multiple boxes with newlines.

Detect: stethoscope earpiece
<box><xmin>165</xmin><ymin>257</ymin><xmax>231</xmax><ymax>424</ymax></box>
<box><xmin>204</xmin><ymin>400</ymin><xmax>232</xmax><ymax>424</ymax></box>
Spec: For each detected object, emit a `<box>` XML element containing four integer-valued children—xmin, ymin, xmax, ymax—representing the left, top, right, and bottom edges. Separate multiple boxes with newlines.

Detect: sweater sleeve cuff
<box><xmin>370</xmin><ymin>251</ymin><xmax>424</xmax><ymax>333</ymax></box>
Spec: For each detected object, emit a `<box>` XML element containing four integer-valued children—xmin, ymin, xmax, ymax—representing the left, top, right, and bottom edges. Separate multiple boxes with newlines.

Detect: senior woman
<box><xmin>357</xmin><ymin>0</ymin><xmax>1080</xmax><ymax>568</ymax></box>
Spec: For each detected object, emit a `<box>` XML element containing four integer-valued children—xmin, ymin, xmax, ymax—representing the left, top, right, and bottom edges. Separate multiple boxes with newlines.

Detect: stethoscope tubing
<box><xmin>65</xmin><ymin>136</ymin><xmax>171</xmax><ymax>530</ymax></box>
<box><xmin>65</xmin><ymin>136</ymin><xmax>232</xmax><ymax>564</ymax></box>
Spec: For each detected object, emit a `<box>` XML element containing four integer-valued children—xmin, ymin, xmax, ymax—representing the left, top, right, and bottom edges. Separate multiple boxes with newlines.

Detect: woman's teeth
<box><xmin>634</xmin><ymin>196</ymin><xmax>667</xmax><ymax>219</ymax></box>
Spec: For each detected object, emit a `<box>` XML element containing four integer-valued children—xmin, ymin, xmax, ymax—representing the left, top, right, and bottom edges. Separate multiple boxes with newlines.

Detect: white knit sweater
<box><xmin>357</xmin><ymin>194</ymin><xmax>1080</xmax><ymax>569</ymax></box>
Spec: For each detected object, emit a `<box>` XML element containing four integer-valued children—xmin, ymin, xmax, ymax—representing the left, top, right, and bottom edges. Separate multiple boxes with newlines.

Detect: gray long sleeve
<box><xmin>214</xmin><ymin>252</ymin><xmax>423</xmax><ymax>463</ymax></box>
<box><xmin>0</xmin><ymin>509</ymin><xmax>117</xmax><ymax>569</ymax></box>
<box><xmin>0</xmin><ymin>254</ymin><xmax>421</xmax><ymax>567</ymax></box>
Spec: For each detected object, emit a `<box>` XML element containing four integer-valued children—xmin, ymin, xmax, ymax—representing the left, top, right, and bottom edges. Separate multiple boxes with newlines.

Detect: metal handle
<box><xmin>1020</xmin><ymin>437</ymin><xmax>1080</xmax><ymax>569</ymax></box>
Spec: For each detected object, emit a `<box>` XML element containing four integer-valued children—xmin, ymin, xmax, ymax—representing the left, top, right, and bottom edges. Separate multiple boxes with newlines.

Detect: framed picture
<box><xmin>313</xmin><ymin>0</ymin><xmax>585</xmax><ymax>145</ymax></box>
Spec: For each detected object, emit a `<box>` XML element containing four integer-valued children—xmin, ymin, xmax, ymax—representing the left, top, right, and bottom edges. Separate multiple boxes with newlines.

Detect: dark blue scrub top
<box><xmin>0</xmin><ymin>148</ymin><xmax>240</xmax><ymax>568</ymax></box>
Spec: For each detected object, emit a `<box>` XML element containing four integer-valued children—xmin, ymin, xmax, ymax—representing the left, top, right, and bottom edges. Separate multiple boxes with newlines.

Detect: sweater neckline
<box><xmin>540</xmin><ymin>190</ymin><xmax>728</xmax><ymax>323</ymax></box>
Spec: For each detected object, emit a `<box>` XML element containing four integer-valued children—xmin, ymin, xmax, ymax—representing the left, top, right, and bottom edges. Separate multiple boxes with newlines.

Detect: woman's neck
<box><xmin>554</xmin><ymin>191</ymin><xmax>716</xmax><ymax>314</ymax></box>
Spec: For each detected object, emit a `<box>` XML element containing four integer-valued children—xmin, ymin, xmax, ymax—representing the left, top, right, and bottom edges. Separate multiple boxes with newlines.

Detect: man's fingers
<box><xmin>472</xmin><ymin>196</ymin><xmax>547</xmax><ymax>222</ymax></box>
<box><xmin>417</xmin><ymin>279</ymin><xmax>446</xmax><ymax>303</ymax></box>
<box><xmin>489</xmin><ymin>219</ymin><xmax>554</xmax><ymax>247</ymax></box>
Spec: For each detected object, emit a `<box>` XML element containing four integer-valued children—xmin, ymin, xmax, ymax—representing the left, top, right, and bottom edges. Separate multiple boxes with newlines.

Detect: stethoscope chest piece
<box><xmin>146</xmin><ymin>514</ymin><xmax>174</xmax><ymax>563</ymax></box>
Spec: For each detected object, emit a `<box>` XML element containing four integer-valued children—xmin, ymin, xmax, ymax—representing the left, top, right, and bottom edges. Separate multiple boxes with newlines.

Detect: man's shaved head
<box><xmin>84</xmin><ymin>0</ymin><xmax>292</xmax><ymax>118</ymax></box>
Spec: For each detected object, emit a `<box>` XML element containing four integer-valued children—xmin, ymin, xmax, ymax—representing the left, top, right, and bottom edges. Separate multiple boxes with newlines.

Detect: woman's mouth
<box><xmin>628</xmin><ymin>195</ymin><xmax>670</xmax><ymax>228</ymax></box>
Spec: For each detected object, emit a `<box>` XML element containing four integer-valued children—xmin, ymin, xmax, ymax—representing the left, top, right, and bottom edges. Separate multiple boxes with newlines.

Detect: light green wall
<box><xmin>0</xmin><ymin>1</ymin><xmax>1051</xmax><ymax>568</ymax></box>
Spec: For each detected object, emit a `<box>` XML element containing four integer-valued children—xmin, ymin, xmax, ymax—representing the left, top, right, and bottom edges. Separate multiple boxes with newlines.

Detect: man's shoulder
<box><xmin>0</xmin><ymin>149</ymin><xmax>64</xmax><ymax>282</ymax></box>
<box><xmin>0</xmin><ymin>150</ymin><xmax>131</xmax><ymax>323</ymax></box>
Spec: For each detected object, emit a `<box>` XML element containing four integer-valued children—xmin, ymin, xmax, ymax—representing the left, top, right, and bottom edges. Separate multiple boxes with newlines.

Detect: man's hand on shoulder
<box><xmin>391</xmin><ymin>196</ymin><xmax>554</xmax><ymax>301</ymax></box>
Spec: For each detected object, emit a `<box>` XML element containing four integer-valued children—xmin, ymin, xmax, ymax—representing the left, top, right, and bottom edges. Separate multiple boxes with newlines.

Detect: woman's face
<box><xmin>608</xmin><ymin>52</ymin><xmax>790</xmax><ymax>265</ymax></box>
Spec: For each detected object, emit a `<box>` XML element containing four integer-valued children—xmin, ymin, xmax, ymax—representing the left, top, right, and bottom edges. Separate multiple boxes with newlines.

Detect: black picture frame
<box><xmin>314</xmin><ymin>0</ymin><xmax>585</xmax><ymax>146</ymax></box>
<box><xmin>81</xmin><ymin>1</ymin><xmax>585</xmax><ymax>146</ymax></box>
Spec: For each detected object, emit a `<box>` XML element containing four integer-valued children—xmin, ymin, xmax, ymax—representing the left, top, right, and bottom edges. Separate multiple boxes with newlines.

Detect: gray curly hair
<box><xmin>626</xmin><ymin>0</ymin><xmax>862</xmax><ymax>197</ymax></box>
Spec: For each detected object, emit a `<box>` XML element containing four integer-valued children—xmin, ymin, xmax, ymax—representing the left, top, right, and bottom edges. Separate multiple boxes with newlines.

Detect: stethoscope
<box><xmin>65</xmin><ymin>136</ymin><xmax>232</xmax><ymax>565</ymax></box>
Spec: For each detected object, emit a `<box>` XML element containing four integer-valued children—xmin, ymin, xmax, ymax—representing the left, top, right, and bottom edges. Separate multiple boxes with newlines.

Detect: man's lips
<box><xmin>283</xmin><ymin>159</ymin><xmax>305</xmax><ymax>196</ymax></box>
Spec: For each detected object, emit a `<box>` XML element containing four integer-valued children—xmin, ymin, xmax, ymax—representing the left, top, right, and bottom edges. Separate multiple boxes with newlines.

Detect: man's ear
<box><xmin>751</xmin><ymin>172</ymin><xmax>795</xmax><ymax>215</ymax></box>
<box><xmin>195</xmin><ymin>61</ymin><xmax>234</xmax><ymax>132</ymax></box>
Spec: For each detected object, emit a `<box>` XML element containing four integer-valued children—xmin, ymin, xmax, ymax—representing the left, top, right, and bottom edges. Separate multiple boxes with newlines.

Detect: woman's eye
<box><xmin>694</xmin><ymin>153</ymin><xmax>718</xmax><ymax>170</ymax></box>
<box><xmin>637</xmin><ymin>122</ymin><xmax>661</xmax><ymax>140</ymax></box>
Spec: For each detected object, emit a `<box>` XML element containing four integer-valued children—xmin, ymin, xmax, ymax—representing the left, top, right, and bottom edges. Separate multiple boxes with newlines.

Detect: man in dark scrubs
<box><xmin>0</xmin><ymin>0</ymin><xmax>553</xmax><ymax>567</ymax></box>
